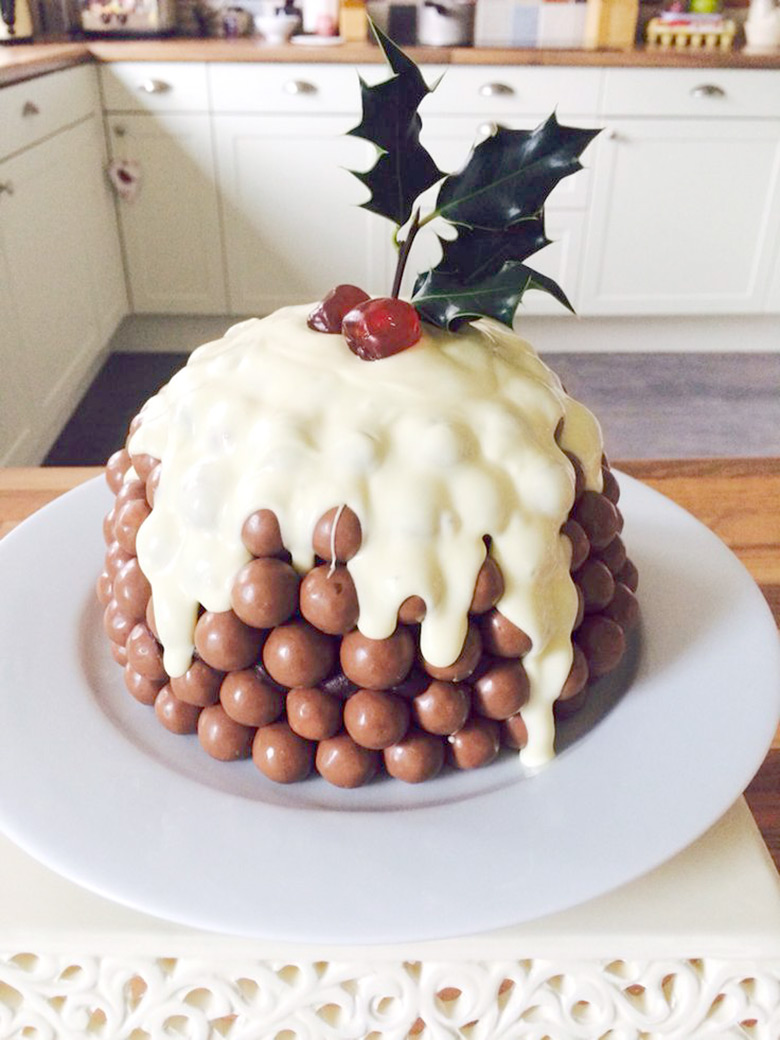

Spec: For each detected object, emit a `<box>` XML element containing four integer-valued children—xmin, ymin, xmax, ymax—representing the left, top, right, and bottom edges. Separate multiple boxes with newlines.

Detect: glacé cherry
<box><xmin>342</xmin><ymin>297</ymin><xmax>421</xmax><ymax>361</ymax></box>
<box><xmin>307</xmin><ymin>284</ymin><xmax>370</xmax><ymax>333</ymax></box>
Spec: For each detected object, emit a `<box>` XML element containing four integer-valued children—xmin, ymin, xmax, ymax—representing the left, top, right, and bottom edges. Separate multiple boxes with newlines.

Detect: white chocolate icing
<box><xmin>129</xmin><ymin>305</ymin><xmax>604</xmax><ymax>768</ymax></box>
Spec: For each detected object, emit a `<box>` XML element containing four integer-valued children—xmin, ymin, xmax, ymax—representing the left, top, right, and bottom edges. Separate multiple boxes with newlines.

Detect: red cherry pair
<box><xmin>307</xmin><ymin>284</ymin><xmax>421</xmax><ymax>361</ymax></box>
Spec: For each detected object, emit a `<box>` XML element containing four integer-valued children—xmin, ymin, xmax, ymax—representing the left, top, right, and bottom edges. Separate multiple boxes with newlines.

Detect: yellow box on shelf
<box><xmin>584</xmin><ymin>0</ymin><xmax>640</xmax><ymax>49</ymax></box>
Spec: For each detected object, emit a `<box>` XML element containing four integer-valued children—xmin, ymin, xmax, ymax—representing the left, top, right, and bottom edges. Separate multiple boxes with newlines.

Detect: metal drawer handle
<box><xmin>0</xmin><ymin>181</ymin><xmax>15</xmax><ymax>196</ymax></box>
<box><xmin>138</xmin><ymin>78</ymin><xmax>172</xmax><ymax>95</ymax></box>
<box><xmin>283</xmin><ymin>79</ymin><xmax>318</xmax><ymax>96</ymax></box>
<box><xmin>690</xmin><ymin>84</ymin><xmax>726</xmax><ymax>99</ymax></box>
<box><xmin>21</xmin><ymin>100</ymin><xmax>40</xmax><ymax>117</ymax></box>
<box><xmin>478</xmin><ymin>82</ymin><xmax>515</xmax><ymax>98</ymax></box>
<box><xmin>478</xmin><ymin>121</ymin><xmax>498</xmax><ymax>137</ymax></box>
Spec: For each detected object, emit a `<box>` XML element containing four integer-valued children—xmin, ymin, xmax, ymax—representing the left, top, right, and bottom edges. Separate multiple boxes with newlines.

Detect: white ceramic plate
<box><xmin>0</xmin><ymin>474</ymin><xmax>777</xmax><ymax>943</ymax></box>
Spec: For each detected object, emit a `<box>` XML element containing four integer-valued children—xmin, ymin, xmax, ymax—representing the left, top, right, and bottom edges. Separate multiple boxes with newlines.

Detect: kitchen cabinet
<box><xmin>580</xmin><ymin>70</ymin><xmax>780</xmax><ymax>316</ymax></box>
<box><xmin>0</xmin><ymin>67</ymin><xmax>126</xmax><ymax>465</ymax></box>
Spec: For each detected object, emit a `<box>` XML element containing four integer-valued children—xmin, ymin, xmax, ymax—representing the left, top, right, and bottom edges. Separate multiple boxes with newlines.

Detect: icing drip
<box><xmin>129</xmin><ymin>306</ymin><xmax>604</xmax><ymax>768</ymax></box>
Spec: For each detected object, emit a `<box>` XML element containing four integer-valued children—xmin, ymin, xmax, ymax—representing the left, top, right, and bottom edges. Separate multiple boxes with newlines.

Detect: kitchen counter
<box><xmin>3</xmin><ymin>34</ymin><xmax>780</xmax><ymax>87</ymax></box>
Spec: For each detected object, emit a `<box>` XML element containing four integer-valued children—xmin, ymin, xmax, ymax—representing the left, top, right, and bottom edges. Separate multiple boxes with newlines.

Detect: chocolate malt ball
<box><xmin>253</xmin><ymin>721</ymin><xmax>314</xmax><ymax>784</ymax></box>
<box><xmin>388</xmin><ymin>666</ymin><xmax>430</xmax><ymax>701</ymax></box>
<box><xmin>103</xmin><ymin>599</ymin><xmax>135</xmax><ymax>646</ymax></box>
<box><xmin>603</xmin><ymin>583</ymin><xmax>640</xmax><ymax>632</ymax></box>
<box><xmin>601</xmin><ymin>465</ymin><xmax>621</xmax><ymax>504</ymax></box>
<box><xmin>344</xmin><ymin>689</ymin><xmax>410</xmax><ymax>750</ymax></box>
<box><xmin>105</xmin><ymin>448</ymin><xmax>131</xmax><ymax>494</ymax></box>
<box><xmin>231</xmin><ymin>557</ymin><xmax>299</xmax><ymax>629</ymax></box>
<box><xmin>576</xmin><ymin>559</ymin><xmax>615</xmax><ymax>614</ymax></box>
<box><xmin>115</xmin><ymin>477</ymin><xmax>147</xmax><ymax>509</ymax></box>
<box><xmin>110</xmin><ymin>642</ymin><xmax>128</xmax><ymax>667</ymax></box>
<box><xmin>96</xmin><ymin>571</ymin><xmax>113</xmax><ymax>607</ymax></box>
<box><xmin>573</xmin><ymin>586</ymin><xmax>585</xmax><ymax>631</ymax></box>
<box><xmin>502</xmin><ymin>712</ymin><xmax>528</xmax><ymax>750</ymax></box>
<box><xmin>398</xmin><ymin>595</ymin><xmax>426</xmax><ymax>624</ymax></box>
<box><xmin>449</xmin><ymin>718</ymin><xmax>501</xmax><ymax>770</ymax></box>
<box><xmin>126</xmin><ymin>623</ymin><xmax>167</xmax><ymax>681</ymax></box>
<box><xmin>286</xmin><ymin>686</ymin><xmax>342</xmax><ymax>741</ymax></box>
<box><xmin>113</xmin><ymin>557</ymin><xmax>151</xmax><ymax>622</ymax></box>
<box><xmin>573</xmin><ymin>491</ymin><xmax>619</xmax><ymax>550</ymax></box>
<box><xmin>103</xmin><ymin>507</ymin><xmax>117</xmax><ymax>546</ymax></box>
<box><xmin>340</xmin><ymin>627</ymin><xmax>415</xmax><ymax>690</ymax></box>
<box><xmin>114</xmin><ymin>498</ymin><xmax>151</xmax><ymax>556</ymax></box>
<box><xmin>469</xmin><ymin>557</ymin><xmax>504</xmax><ymax>614</ymax></box>
<box><xmin>616</xmin><ymin>558</ymin><xmax>639</xmax><ymax>593</ymax></box>
<box><xmin>480</xmin><ymin>610</ymin><xmax>532</xmax><ymax>659</ymax></box>
<box><xmin>561</xmin><ymin>518</ymin><xmax>590</xmax><ymax>572</ymax></box>
<box><xmin>384</xmin><ymin>730</ymin><xmax>445</xmax><ymax>784</ymax></box>
<box><xmin>312</xmin><ymin>506</ymin><xmax>362</xmax><ymax>562</ymax></box>
<box><xmin>170</xmin><ymin>658</ymin><xmax>224</xmax><ymax>707</ymax></box>
<box><xmin>319</xmin><ymin>670</ymin><xmax>359</xmax><ymax>701</ymax></box>
<box><xmin>241</xmin><ymin>509</ymin><xmax>285</xmax><ymax>558</ymax></box>
<box><xmin>413</xmin><ymin>680</ymin><xmax>471</xmax><ymax>736</ymax></box>
<box><xmin>316</xmin><ymin>732</ymin><xmax>379</xmax><ymax>788</ymax></box>
<box><xmin>124</xmin><ymin>664</ymin><xmax>165</xmax><ymax>706</ymax></box>
<box><xmin>195</xmin><ymin>609</ymin><xmax>264</xmax><ymax>672</ymax></box>
<box><xmin>596</xmin><ymin>533</ymin><xmax>626</xmax><ymax>575</ymax></box>
<box><xmin>129</xmin><ymin>452</ymin><xmax>159</xmax><ymax>483</ymax></box>
<box><xmin>300</xmin><ymin>564</ymin><xmax>359</xmax><ymax>635</ymax></box>
<box><xmin>155</xmin><ymin>686</ymin><xmax>201</xmax><ymax>735</ymax></box>
<box><xmin>422</xmin><ymin>622</ymin><xmax>482</xmax><ymax>682</ymax></box>
<box><xmin>145</xmin><ymin>597</ymin><xmax>159</xmax><ymax>639</ymax></box>
<box><xmin>198</xmin><ymin>704</ymin><xmax>254</xmax><ymax>761</ymax></box>
<box><xmin>576</xmin><ymin>616</ymin><xmax>625</xmax><ymax>678</ymax></box>
<box><xmin>559</xmin><ymin>645</ymin><xmax>589</xmax><ymax>701</ymax></box>
<box><xmin>105</xmin><ymin>541</ymin><xmax>133</xmax><ymax>579</ymax></box>
<box><xmin>220</xmin><ymin>668</ymin><xmax>284</xmax><ymax>727</ymax></box>
<box><xmin>262</xmin><ymin>620</ymin><xmax>335</xmax><ymax>688</ymax></box>
<box><xmin>473</xmin><ymin>660</ymin><xmax>530</xmax><ymax>720</ymax></box>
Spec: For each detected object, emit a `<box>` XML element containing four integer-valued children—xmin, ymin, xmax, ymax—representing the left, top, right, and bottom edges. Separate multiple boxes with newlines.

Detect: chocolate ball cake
<box><xmin>98</xmin><ymin>305</ymin><xmax>638</xmax><ymax>787</ymax></box>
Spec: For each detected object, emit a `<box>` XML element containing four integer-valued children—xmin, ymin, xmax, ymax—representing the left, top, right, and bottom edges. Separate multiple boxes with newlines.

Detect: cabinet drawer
<box><xmin>208</xmin><ymin>62</ymin><xmax>395</xmax><ymax>113</ymax></box>
<box><xmin>603</xmin><ymin>69</ymin><xmax>780</xmax><ymax>119</ymax></box>
<box><xmin>100</xmin><ymin>62</ymin><xmax>210</xmax><ymax>112</ymax></box>
<box><xmin>421</xmin><ymin>66</ymin><xmax>602</xmax><ymax>118</ymax></box>
<box><xmin>0</xmin><ymin>66</ymin><xmax>96</xmax><ymax>162</ymax></box>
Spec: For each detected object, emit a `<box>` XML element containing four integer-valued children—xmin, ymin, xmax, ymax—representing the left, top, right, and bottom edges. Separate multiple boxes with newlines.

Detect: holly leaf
<box><xmin>413</xmin><ymin>261</ymin><xmax>574</xmax><ymax>331</ymax></box>
<box><xmin>434</xmin><ymin>216</ymin><xmax>551</xmax><ymax>285</ymax></box>
<box><xmin>434</xmin><ymin>116</ymin><xmax>600</xmax><ymax>230</ymax></box>
<box><xmin>347</xmin><ymin>21</ymin><xmax>443</xmax><ymax>227</ymax></box>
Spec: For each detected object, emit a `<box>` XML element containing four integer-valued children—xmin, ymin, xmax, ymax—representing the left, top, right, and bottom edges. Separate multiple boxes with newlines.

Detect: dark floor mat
<box><xmin>43</xmin><ymin>353</ymin><xmax>187</xmax><ymax>466</ymax></box>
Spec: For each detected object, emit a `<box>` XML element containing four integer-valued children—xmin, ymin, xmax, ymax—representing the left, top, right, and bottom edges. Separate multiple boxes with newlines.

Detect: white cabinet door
<box><xmin>213</xmin><ymin>114</ymin><xmax>388</xmax><ymax>314</ymax></box>
<box><xmin>106</xmin><ymin>113</ymin><xmax>227</xmax><ymax>314</ymax></box>
<box><xmin>0</xmin><ymin>245</ymin><xmax>34</xmax><ymax>464</ymax></box>
<box><xmin>580</xmin><ymin>120</ymin><xmax>780</xmax><ymax>315</ymax></box>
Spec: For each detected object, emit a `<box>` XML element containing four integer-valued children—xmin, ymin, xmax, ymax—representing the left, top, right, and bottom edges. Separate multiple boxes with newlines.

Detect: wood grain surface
<box><xmin>0</xmin><ymin>460</ymin><xmax>777</xmax><ymax>869</ymax></box>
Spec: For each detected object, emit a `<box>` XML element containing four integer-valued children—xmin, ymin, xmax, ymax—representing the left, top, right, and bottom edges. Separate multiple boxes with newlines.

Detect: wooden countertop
<box><xmin>3</xmin><ymin>35</ymin><xmax>780</xmax><ymax>87</ymax></box>
<box><xmin>0</xmin><ymin>458</ymin><xmax>777</xmax><ymax>870</ymax></box>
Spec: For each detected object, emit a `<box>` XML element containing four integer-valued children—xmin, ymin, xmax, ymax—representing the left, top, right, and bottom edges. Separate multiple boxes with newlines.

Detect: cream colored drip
<box><xmin>129</xmin><ymin>306</ymin><xmax>604</xmax><ymax>768</ymax></box>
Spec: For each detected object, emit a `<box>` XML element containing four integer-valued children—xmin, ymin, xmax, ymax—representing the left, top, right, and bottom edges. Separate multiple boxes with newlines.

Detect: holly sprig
<box><xmin>348</xmin><ymin>23</ymin><xmax>600</xmax><ymax>330</ymax></box>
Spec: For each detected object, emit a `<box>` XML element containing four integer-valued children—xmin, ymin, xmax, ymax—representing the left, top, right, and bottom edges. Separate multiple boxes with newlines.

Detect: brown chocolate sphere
<box><xmin>398</xmin><ymin>595</ymin><xmax>426</xmax><ymax>624</ymax></box>
<box><xmin>114</xmin><ymin>498</ymin><xmax>151</xmax><ymax>556</ymax></box>
<box><xmin>473</xmin><ymin>660</ymin><xmax>530</xmax><ymax>720</ymax></box>
<box><xmin>262</xmin><ymin>620</ymin><xmax>335</xmax><ymax>688</ymax></box>
<box><xmin>596</xmin><ymin>534</ymin><xmax>626</xmax><ymax>575</ymax></box>
<box><xmin>601</xmin><ymin>465</ymin><xmax>621</xmax><ymax>504</ymax></box>
<box><xmin>344</xmin><ymin>688</ymin><xmax>410</xmax><ymax>750</ymax></box>
<box><xmin>316</xmin><ymin>732</ymin><xmax>379</xmax><ymax>788</ymax></box>
<box><xmin>253</xmin><ymin>721</ymin><xmax>314</xmax><ymax>784</ymax></box>
<box><xmin>241</xmin><ymin>509</ymin><xmax>285</xmax><ymax>558</ymax></box>
<box><xmin>155</xmin><ymin>686</ymin><xmax>201</xmax><ymax>734</ymax></box>
<box><xmin>319</xmin><ymin>670</ymin><xmax>359</xmax><ymax>701</ymax></box>
<box><xmin>198</xmin><ymin>703</ymin><xmax>254</xmax><ymax>761</ymax></box>
<box><xmin>413</xmin><ymin>680</ymin><xmax>471</xmax><ymax>736</ymax></box>
<box><xmin>300</xmin><ymin>564</ymin><xmax>359</xmax><ymax>635</ymax></box>
<box><xmin>469</xmin><ymin>556</ymin><xmax>504</xmax><ymax>614</ymax></box>
<box><xmin>145</xmin><ymin>463</ymin><xmax>162</xmax><ymax>508</ymax></box>
<box><xmin>449</xmin><ymin>718</ymin><xmax>501</xmax><ymax>770</ymax></box>
<box><xmin>422</xmin><ymin>622</ymin><xmax>482</xmax><ymax>682</ymax></box>
<box><xmin>124</xmin><ymin>665</ymin><xmax>165</xmax><ymax>706</ymax></box>
<box><xmin>286</xmin><ymin>686</ymin><xmax>342</xmax><ymax>741</ymax></box>
<box><xmin>231</xmin><ymin>557</ymin><xmax>299</xmax><ymax>629</ymax></box>
<box><xmin>105</xmin><ymin>541</ymin><xmax>133</xmax><ymax>579</ymax></box>
<box><xmin>115</xmin><ymin>477</ymin><xmax>146</xmax><ymax>508</ymax></box>
<box><xmin>616</xmin><ymin>558</ymin><xmax>639</xmax><ymax>593</ymax></box>
<box><xmin>384</xmin><ymin>730</ymin><xmax>445</xmax><ymax>784</ymax></box>
<box><xmin>480</xmin><ymin>610</ymin><xmax>532</xmax><ymax>658</ymax></box>
<box><xmin>502</xmin><ymin>712</ymin><xmax>528</xmax><ymax>750</ymax></box>
<box><xmin>340</xmin><ymin>627</ymin><xmax>415</xmax><ymax>690</ymax></box>
<box><xmin>96</xmin><ymin>571</ymin><xmax>113</xmax><ymax>607</ymax></box>
<box><xmin>219</xmin><ymin>669</ymin><xmax>284</xmax><ymax>727</ymax></box>
<box><xmin>559</xmin><ymin>644</ymin><xmax>589</xmax><ymax>700</ymax></box>
<box><xmin>603</xmin><ymin>583</ymin><xmax>640</xmax><ymax>632</ymax></box>
<box><xmin>170</xmin><ymin>659</ymin><xmax>224</xmax><ymax>707</ymax></box>
<box><xmin>576</xmin><ymin>559</ymin><xmax>615</xmax><ymax>614</ymax></box>
<box><xmin>194</xmin><ymin>609</ymin><xmax>264</xmax><ymax>672</ymax></box>
<box><xmin>573</xmin><ymin>586</ymin><xmax>585</xmax><ymax>630</ymax></box>
<box><xmin>103</xmin><ymin>507</ymin><xmax>116</xmax><ymax>546</ymax></box>
<box><xmin>105</xmin><ymin>448</ymin><xmax>130</xmax><ymax>493</ymax></box>
<box><xmin>113</xmin><ymin>557</ymin><xmax>151</xmax><ymax>622</ymax></box>
<box><xmin>564</xmin><ymin>450</ymin><xmax>586</xmax><ymax>500</ymax></box>
<box><xmin>103</xmin><ymin>599</ymin><xmax>135</xmax><ymax>646</ymax></box>
<box><xmin>575</xmin><ymin>616</ymin><xmax>625</xmax><ymax>678</ymax></box>
<box><xmin>573</xmin><ymin>491</ymin><xmax>620</xmax><ymax>550</ymax></box>
<box><xmin>126</xmin><ymin>623</ymin><xmax>167</xmax><ymax>681</ymax></box>
<box><xmin>145</xmin><ymin>597</ymin><xmax>159</xmax><ymax>639</ymax></box>
<box><xmin>312</xmin><ymin>506</ymin><xmax>362</xmax><ymax>562</ymax></box>
<box><xmin>110</xmin><ymin>641</ymin><xmax>128</xmax><ymax>667</ymax></box>
<box><xmin>129</xmin><ymin>452</ymin><xmax>159</xmax><ymax>482</ymax></box>
<box><xmin>561</xmin><ymin>518</ymin><xmax>590</xmax><ymax>572</ymax></box>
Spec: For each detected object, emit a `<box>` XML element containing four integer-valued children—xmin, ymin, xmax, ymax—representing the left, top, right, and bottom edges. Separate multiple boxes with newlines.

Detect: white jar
<box><xmin>417</xmin><ymin>0</ymin><xmax>474</xmax><ymax>46</ymax></box>
<box><xmin>301</xmin><ymin>0</ymin><xmax>339</xmax><ymax>33</ymax></box>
